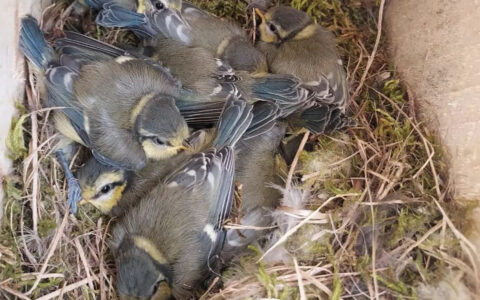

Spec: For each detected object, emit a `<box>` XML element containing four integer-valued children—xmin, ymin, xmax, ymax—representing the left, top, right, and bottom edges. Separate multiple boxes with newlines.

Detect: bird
<box><xmin>94</xmin><ymin>2</ymin><xmax>352</xmax><ymax>133</ymax></box>
<box><xmin>55</xmin><ymin>29</ymin><xmax>323</xmax><ymax>125</ymax></box>
<box><xmin>19</xmin><ymin>16</ymin><xmax>211</xmax><ymax>212</ymax></box>
<box><xmin>254</xmin><ymin>5</ymin><xmax>349</xmax><ymax>114</ymax></box>
<box><xmin>75</xmin><ymin>100</ymin><xmax>279</xmax><ymax>215</ymax></box>
<box><xmin>110</xmin><ymin>96</ymin><xmax>254</xmax><ymax>299</ymax></box>
<box><xmin>221</xmin><ymin>122</ymin><xmax>286</xmax><ymax>260</ymax></box>
<box><xmin>76</xmin><ymin>0</ymin><xmax>139</xmax><ymax>11</ymax></box>
<box><xmin>86</xmin><ymin>0</ymin><xmax>268</xmax><ymax>73</ymax></box>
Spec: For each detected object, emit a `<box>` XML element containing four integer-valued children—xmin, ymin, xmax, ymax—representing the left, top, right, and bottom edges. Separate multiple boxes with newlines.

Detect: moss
<box><xmin>387</xmin><ymin>208</ymin><xmax>428</xmax><ymax>248</ymax></box>
<box><xmin>256</xmin><ymin>262</ymin><xmax>299</xmax><ymax>299</ymax></box>
<box><xmin>376</xmin><ymin>275</ymin><xmax>415</xmax><ymax>298</ymax></box>
<box><xmin>6</xmin><ymin>113</ymin><xmax>29</xmax><ymax>161</ymax></box>
<box><xmin>38</xmin><ymin>218</ymin><xmax>58</xmax><ymax>238</ymax></box>
<box><xmin>191</xmin><ymin>0</ymin><xmax>247</xmax><ymax>20</ymax></box>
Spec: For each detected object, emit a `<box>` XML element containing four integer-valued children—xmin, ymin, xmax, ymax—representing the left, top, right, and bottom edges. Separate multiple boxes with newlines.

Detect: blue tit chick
<box><xmin>221</xmin><ymin>122</ymin><xmax>286</xmax><ymax>260</ymax></box>
<box><xmin>76</xmin><ymin>100</ymin><xmax>279</xmax><ymax>215</ymax></box>
<box><xmin>111</xmin><ymin>97</ymin><xmax>254</xmax><ymax>299</ymax></box>
<box><xmin>98</xmin><ymin>0</ymin><xmax>268</xmax><ymax>73</ymax></box>
<box><xmin>74</xmin><ymin>0</ymin><xmax>139</xmax><ymax>14</ymax></box>
<box><xmin>95</xmin><ymin>1</ymin><xmax>353</xmax><ymax>133</ymax></box>
<box><xmin>55</xmin><ymin>29</ymin><xmax>309</xmax><ymax>126</ymax></box>
<box><xmin>255</xmin><ymin>6</ymin><xmax>351</xmax><ymax>132</ymax></box>
<box><xmin>19</xmin><ymin>16</ymin><xmax>189</xmax><ymax>211</ymax></box>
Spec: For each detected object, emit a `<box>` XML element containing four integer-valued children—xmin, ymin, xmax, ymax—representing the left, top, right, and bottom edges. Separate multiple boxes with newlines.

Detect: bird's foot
<box><xmin>67</xmin><ymin>176</ymin><xmax>82</xmax><ymax>214</ymax></box>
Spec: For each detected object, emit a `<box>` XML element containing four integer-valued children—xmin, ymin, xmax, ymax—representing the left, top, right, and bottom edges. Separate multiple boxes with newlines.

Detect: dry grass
<box><xmin>1</xmin><ymin>0</ymin><xmax>479</xmax><ymax>299</ymax></box>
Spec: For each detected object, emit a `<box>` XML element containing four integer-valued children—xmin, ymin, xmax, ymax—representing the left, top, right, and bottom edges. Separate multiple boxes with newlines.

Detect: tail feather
<box><xmin>55</xmin><ymin>31</ymin><xmax>128</xmax><ymax>58</ymax></box>
<box><xmin>19</xmin><ymin>16</ymin><xmax>55</xmax><ymax>70</ymax></box>
<box><xmin>300</xmin><ymin>105</ymin><xmax>353</xmax><ymax>134</ymax></box>
<box><xmin>250</xmin><ymin>74</ymin><xmax>307</xmax><ymax>107</ymax></box>
<box><xmin>243</xmin><ymin>101</ymin><xmax>279</xmax><ymax>140</ymax></box>
<box><xmin>213</xmin><ymin>98</ymin><xmax>253</xmax><ymax>148</ymax></box>
<box><xmin>96</xmin><ymin>3</ymin><xmax>156</xmax><ymax>38</ymax></box>
<box><xmin>177</xmin><ymin>101</ymin><xmax>225</xmax><ymax>128</ymax></box>
<box><xmin>84</xmin><ymin>0</ymin><xmax>138</xmax><ymax>11</ymax></box>
<box><xmin>83</xmin><ymin>0</ymin><xmax>106</xmax><ymax>10</ymax></box>
<box><xmin>249</xmin><ymin>74</ymin><xmax>313</xmax><ymax>118</ymax></box>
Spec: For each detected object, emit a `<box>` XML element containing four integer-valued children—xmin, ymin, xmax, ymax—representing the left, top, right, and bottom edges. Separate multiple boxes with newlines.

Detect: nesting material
<box><xmin>0</xmin><ymin>0</ymin><xmax>478</xmax><ymax>299</ymax></box>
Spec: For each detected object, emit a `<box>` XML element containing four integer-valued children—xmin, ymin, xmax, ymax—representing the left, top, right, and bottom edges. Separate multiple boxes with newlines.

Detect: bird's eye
<box><xmin>152</xmin><ymin>137</ymin><xmax>169</xmax><ymax>146</ymax></box>
<box><xmin>100</xmin><ymin>184</ymin><xmax>113</xmax><ymax>194</ymax></box>
<box><xmin>155</xmin><ymin>1</ymin><xmax>165</xmax><ymax>10</ymax></box>
<box><xmin>269</xmin><ymin>23</ymin><xmax>277</xmax><ymax>32</ymax></box>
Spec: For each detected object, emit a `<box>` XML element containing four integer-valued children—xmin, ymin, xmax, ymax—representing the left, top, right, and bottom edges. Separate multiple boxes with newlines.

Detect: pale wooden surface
<box><xmin>0</xmin><ymin>0</ymin><xmax>52</xmax><ymax>220</ymax></box>
<box><xmin>386</xmin><ymin>0</ymin><xmax>480</xmax><ymax>201</ymax></box>
<box><xmin>386</xmin><ymin>0</ymin><xmax>480</xmax><ymax>268</ymax></box>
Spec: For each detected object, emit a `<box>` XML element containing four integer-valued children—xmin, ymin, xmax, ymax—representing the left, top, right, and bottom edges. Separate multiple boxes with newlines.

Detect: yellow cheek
<box><xmin>137</xmin><ymin>0</ymin><xmax>146</xmax><ymax>13</ymax></box>
<box><xmin>86</xmin><ymin>184</ymin><xmax>126</xmax><ymax>214</ymax></box>
<box><xmin>259</xmin><ymin>23</ymin><xmax>277</xmax><ymax>43</ymax></box>
<box><xmin>142</xmin><ymin>141</ymin><xmax>181</xmax><ymax>161</ymax></box>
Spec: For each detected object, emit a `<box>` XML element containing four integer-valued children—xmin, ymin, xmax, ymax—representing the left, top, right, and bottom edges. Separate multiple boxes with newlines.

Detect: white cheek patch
<box><xmin>165</xmin><ymin>15</ymin><xmax>173</xmax><ymax>31</ymax></box>
<box><xmin>227</xmin><ymin>239</ymin><xmax>242</xmax><ymax>247</ymax></box>
<box><xmin>167</xmin><ymin>181</ymin><xmax>179</xmax><ymax>188</ymax></box>
<box><xmin>115</xmin><ymin>56</ymin><xmax>135</xmax><ymax>64</ymax></box>
<box><xmin>207</xmin><ymin>173</ymin><xmax>215</xmax><ymax>186</ymax></box>
<box><xmin>203</xmin><ymin>224</ymin><xmax>217</xmax><ymax>242</ymax></box>
<box><xmin>177</xmin><ymin>26</ymin><xmax>190</xmax><ymax>44</ymax></box>
<box><xmin>63</xmin><ymin>72</ymin><xmax>74</xmax><ymax>91</ymax></box>
<box><xmin>186</xmin><ymin>170</ymin><xmax>196</xmax><ymax>177</ymax></box>
<box><xmin>337</xmin><ymin>59</ymin><xmax>343</xmax><ymax>66</ymax></box>
<box><xmin>96</xmin><ymin>190</ymin><xmax>115</xmax><ymax>203</ymax></box>
<box><xmin>209</xmin><ymin>85</ymin><xmax>222</xmax><ymax>96</ymax></box>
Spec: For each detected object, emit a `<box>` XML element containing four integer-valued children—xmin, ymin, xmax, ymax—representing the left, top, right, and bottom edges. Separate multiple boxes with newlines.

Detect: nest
<box><xmin>1</xmin><ymin>0</ymin><xmax>478</xmax><ymax>299</ymax></box>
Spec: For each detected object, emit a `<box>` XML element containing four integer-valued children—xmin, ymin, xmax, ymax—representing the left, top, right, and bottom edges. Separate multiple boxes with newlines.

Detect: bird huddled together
<box><xmin>19</xmin><ymin>0</ymin><xmax>352</xmax><ymax>298</ymax></box>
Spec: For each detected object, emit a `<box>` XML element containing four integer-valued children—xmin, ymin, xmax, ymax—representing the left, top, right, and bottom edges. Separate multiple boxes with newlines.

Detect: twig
<box><xmin>24</xmin><ymin>80</ymin><xmax>39</xmax><ymax>236</ymax></box>
<box><xmin>301</xmin><ymin>150</ymin><xmax>360</xmax><ymax>181</ymax></box>
<box><xmin>26</xmin><ymin>212</ymin><xmax>69</xmax><ymax>295</ymax></box>
<box><xmin>99</xmin><ymin>218</ymin><xmax>114</xmax><ymax>300</ymax></box>
<box><xmin>252</xmin><ymin>8</ymin><xmax>257</xmax><ymax>42</ymax></box>
<box><xmin>300</xmin><ymin>270</ymin><xmax>332</xmax><ymax>296</ymax></box>
<box><xmin>35</xmin><ymin>276</ymin><xmax>99</xmax><ymax>300</ymax></box>
<box><xmin>293</xmin><ymin>257</ymin><xmax>307</xmax><ymax>300</ymax></box>
<box><xmin>259</xmin><ymin>194</ymin><xmax>356</xmax><ymax>262</ymax></box>
<box><xmin>398</xmin><ymin>222</ymin><xmax>443</xmax><ymax>261</ymax></box>
<box><xmin>286</xmin><ymin>131</ymin><xmax>310</xmax><ymax>190</ymax></box>
<box><xmin>74</xmin><ymin>238</ymin><xmax>95</xmax><ymax>290</ymax></box>
<box><xmin>0</xmin><ymin>285</ymin><xmax>31</xmax><ymax>300</ymax></box>
<box><xmin>357</xmin><ymin>138</ymin><xmax>379</xmax><ymax>300</ymax></box>
<box><xmin>432</xmin><ymin>199</ymin><xmax>479</xmax><ymax>278</ymax></box>
<box><xmin>199</xmin><ymin>277</ymin><xmax>220</xmax><ymax>300</ymax></box>
<box><xmin>350</xmin><ymin>0</ymin><xmax>386</xmax><ymax>103</ymax></box>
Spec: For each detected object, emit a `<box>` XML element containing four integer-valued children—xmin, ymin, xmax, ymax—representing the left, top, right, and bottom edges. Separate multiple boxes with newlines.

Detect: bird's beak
<box><xmin>137</xmin><ymin>0</ymin><xmax>146</xmax><ymax>13</ymax></box>
<box><xmin>255</xmin><ymin>8</ymin><xmax>266</xmax><ymax>23</ymax></box>
<box><xmin>176</xmin><ymin>145</ymin><xmax>188</xmax><ymax>151</ymax></box>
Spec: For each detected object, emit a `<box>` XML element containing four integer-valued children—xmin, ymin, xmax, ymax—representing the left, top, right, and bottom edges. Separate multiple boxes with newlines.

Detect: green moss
<box><xmin>256</xmin><ymin>262</ymin><xmax>298</xmax><ymax>299</ymax></box>
<box><xmin>376</xmin><ymin>275</ymin><xmax>415</xmax><ymax>298</ymax></box>
<box><xmin>6</xmin><ymin>113</ymin><xmax>29</xmax><ymax>161</ymax></box>
<box><xmin>38</xmin><ymin>218</ymin><xmax>58</xmax><ymax>238</ymax></box>
<box><xmin>191</xmin><ymin>0</ymin><xmax>247</xmax><ymax>19</ymax></box>
<box><xmin>387</xmin><ymin>208</ymin><xmax>427</xmax><ymax>248</ymax></box>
